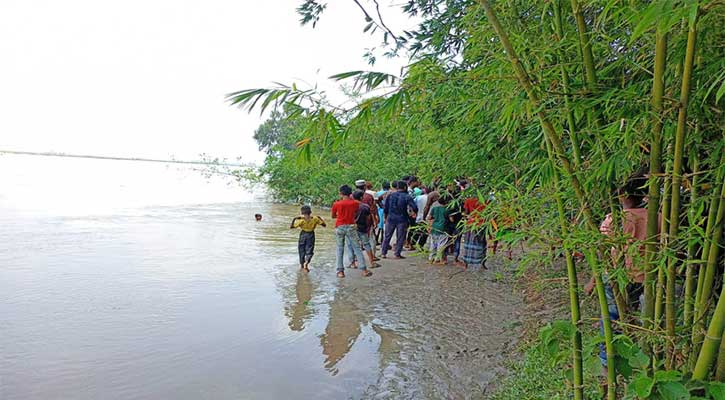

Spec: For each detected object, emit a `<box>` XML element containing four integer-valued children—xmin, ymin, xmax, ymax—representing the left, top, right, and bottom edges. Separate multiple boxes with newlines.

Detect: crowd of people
<box><xmin>290</xmin><ymin>176</ymin><xmax>492</xmax><ymax>278</ymax></box>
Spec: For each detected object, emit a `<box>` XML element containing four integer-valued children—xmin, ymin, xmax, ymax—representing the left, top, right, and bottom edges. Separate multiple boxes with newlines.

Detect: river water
<box><xmin>0</xmin><ymin>156</ymin><xmax>522</xmax><ymax>399</ymax></box>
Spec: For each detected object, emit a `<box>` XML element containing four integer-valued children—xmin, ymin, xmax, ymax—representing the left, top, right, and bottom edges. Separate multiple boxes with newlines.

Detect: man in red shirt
<box><xmin>331</xmin><ymin>184</ymin><xmax>372</xmax><ymax>278</ymax></box>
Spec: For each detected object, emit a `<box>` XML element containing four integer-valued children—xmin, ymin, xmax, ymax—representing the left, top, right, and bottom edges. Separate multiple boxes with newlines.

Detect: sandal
<box><xmin>371</xmin><ymin>263</ymin><xmax>381</xmax><ymax>268</ymax></box>
<box><xmin>362</xmin><ymin>270</ymin><xmax>373</xmax><ymax>277</ymax></box>
<box><xmin>337</xmin><ymin>271</ymin><xmax>345</xmax><ymax>278</ymax></box>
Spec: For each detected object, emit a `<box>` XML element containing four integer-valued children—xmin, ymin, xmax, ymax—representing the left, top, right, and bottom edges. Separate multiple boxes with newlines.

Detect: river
<box><xmin>0</xmin><ymin>156</ymin><xmax>521</xmax><ymax>399</ymax></box>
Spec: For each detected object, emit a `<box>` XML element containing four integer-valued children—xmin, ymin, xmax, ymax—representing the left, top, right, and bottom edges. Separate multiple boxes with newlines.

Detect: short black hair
<box><xmin>618</xmin><ymin>171</ymin><xmax>648</xmax><ymax>204</ymax></box>
<box><xmin>300</xmin><ymin>205</ymin><xmax>311</xmax><ymax>215</ymax></box>
<box><xmin>339</xmin><ymin>184</ymin><xmax>352</xmax><ymax>196</ymax></box>
<box><xmin>439</xmin><ymin>195</ymin><xmax>451</xmax><ymax>205</ymax></box>
<box><xmin>397</xmin><ymin>181</ymin><xmax>408</xmax><ymax>191</ymax></box>
<box><xmin>352</xmin><ymin>189</ymin><xmax>364</xmax><ymax>201</ymax></box>
<box><xmin>382</xmin><ymin>181</ymin><xmax>391</xmax><ymax>190</ymax></box>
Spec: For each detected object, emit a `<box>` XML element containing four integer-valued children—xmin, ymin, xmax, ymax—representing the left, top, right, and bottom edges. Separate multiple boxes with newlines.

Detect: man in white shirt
<box><xmin>411</xmin><ymin>187</ymin><xmax>429</xmax><ymax>249</ymax></box>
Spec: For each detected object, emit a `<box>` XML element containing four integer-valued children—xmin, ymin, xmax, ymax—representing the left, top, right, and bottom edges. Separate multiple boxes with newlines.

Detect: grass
<box><xmin>489</xmin><ymin>345</ymin><xmax>600</xmax><ymax>400</ymax></box>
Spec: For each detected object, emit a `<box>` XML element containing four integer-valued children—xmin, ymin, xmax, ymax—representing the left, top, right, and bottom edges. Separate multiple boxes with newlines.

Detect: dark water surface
<box><xmin>1</xmin><ymin>202</ymin><xmax>521</xmax><ymax>399</ymax></box>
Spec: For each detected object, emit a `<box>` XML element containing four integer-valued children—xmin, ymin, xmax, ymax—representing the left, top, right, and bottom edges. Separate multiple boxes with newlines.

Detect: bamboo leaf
<box><xmin>657</xmin><ymin>381</ymin><xmax>690</xmax><ymax>400</ymax></box>
<box><xmin>629</xmin><ymin>374</ymin><xmax>654</xmax><ymax>398</ymax></box>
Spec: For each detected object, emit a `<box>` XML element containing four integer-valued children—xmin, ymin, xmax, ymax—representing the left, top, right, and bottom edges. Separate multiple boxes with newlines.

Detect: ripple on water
<box><xmin>1</xmin><ymin>202</ymin><xmax>521</xmax><ymax>400</ymax></box>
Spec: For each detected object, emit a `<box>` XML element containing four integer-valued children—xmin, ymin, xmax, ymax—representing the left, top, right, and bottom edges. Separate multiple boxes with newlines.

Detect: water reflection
<box><xmin>285</xmin><ymin>272</ymin><xmax>314</xmax><ymax>331</ymax></box>
<box><xmin>319</xmin><ymin>291</ymin><xmax>369</xmax><ymax>375</ymax></box>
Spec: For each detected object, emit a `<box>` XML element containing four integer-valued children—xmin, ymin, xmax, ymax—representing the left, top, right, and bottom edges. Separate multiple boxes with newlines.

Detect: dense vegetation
<box><xmin>230</xmin><ymin>0</ymin><xmax>725</xmax><ymax>398</ymax></box>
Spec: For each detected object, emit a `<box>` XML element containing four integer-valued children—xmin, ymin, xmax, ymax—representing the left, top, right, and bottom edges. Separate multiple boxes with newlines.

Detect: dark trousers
<box><xmin>382</xmin><ymin>221</ymin><xmax>408</xmax><ymax>257</ymax></box>
<box><xmin>298</xmin><ymin>231</ymin><xmax>315</xmax><ymax>264</ymax></box>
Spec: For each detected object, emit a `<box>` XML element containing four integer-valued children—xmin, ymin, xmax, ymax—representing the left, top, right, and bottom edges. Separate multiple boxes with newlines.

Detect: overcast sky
<box><xmin>0</xmin><ymin>0</ymin><xmax>411</xmax><ymax>165</ymax></box>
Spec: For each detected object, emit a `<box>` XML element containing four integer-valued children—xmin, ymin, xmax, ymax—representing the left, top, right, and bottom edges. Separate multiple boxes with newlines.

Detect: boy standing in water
<box><xmin>290</xmin><ymin>205</ymin><xmax>326</xmax><ymax>272</ymax></box>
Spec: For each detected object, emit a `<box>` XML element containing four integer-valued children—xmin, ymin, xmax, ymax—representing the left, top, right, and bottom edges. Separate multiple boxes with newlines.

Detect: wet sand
<box><xmin>307</xmin><ymin>251</ymin><xmax>524</xmax><ymax>399</ymax></box>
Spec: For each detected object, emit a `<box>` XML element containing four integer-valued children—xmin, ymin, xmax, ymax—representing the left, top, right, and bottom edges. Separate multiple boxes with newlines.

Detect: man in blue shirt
<box><xmin>381</xmin><ymin>181</ymin><xmax>418</xmax><ymax>259</ymax></box>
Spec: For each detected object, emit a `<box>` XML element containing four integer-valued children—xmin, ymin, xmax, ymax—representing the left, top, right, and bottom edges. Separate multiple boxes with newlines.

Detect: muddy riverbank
<box><xmin>304</xmin><ymin>250</ymin><xmax>525</xmax><ymax>399</ymax></box>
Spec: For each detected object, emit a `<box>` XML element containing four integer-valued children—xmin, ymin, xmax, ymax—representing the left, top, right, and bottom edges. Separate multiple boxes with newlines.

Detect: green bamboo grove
<box><xmin>229</xmin><ymin>0</ymin><xmax>725</xmax><ymax>398</ymax></box>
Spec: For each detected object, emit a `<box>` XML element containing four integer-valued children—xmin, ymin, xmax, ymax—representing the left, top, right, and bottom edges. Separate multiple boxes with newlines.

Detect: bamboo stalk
<box><xmin>691</xmin><ymin>172</ymin><xmax>725</xmax><ymax>363</ymax></box>
<box><xmin>684</xmin><ymin>154</ymin><xmax>699</xmax><ymax>330</ymax></box>
<box><xmin>545</xmin><ymin>135</ymin><xmax>584</xmax><ymax>400</ymax></box>
<box><xmin>553</xmin><ymin>0</ymin><xmax>582</xmax><ymax>168</ymax></box>
<box><xmin>569</xmin><ymin>0</ymin><xmax>597</xmax><ymax>90</ymax></box>
<box><xmin>694</xmin><ymin>175</ymin><xmax>720</xmax><ymax>310</ymax></box>
<box><xmin>716</xmin><ymin>332</ymin><xmax>725</xmax><ymax>381</ymax></box>
<box><xmin>691</xmin><ymin>174</ymin><xmax>720</xmax><ymax>370</ymax></box>
<box><xmin>655</xmin><ymin>169</ymin><xmax>671</xmax><ymax>326</ymax></box>
<box><xmin>476</xmin><ymin>1</ymin><xmax>614</xmax><ymax>397</ymax></box>
<box><xmin>665</xmin><ymin>8</ymin><xmax>699</xmax><ymax>364</ymax></box>
<box><xmin>692</xmin><ymin>273</ymin><xmax>725</xmax><ymax>380</ymax></box>
<box><xmin>643</xmin><ymin>19</ymin><xmax>668</xmax><ymax>331</ymax></box>
<box><xmin>475</xmin><ymin>0</ymin><xmax>596</xmax><ymax>231</ymax></box>
<box><xmin>587</xmin><ymin>249</ymin><xmax>617</xmax><ymax>400</ymax></box>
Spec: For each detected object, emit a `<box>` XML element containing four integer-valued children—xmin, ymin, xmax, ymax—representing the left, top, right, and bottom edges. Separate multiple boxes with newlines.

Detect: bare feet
<box><xmin>303</xmin><ymin>262</ymin><xmax>310</xmax><ymax>272</ymax></box>
<box><xmin>337</xmin><ymin>271</ymin><xmax>345</xmax><ymax>278</ymax></box>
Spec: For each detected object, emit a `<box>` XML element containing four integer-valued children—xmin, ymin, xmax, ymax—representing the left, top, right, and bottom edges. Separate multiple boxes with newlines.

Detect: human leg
<box><xmin>344</xmin><ymin>226</ymin><xmax>369</xmax><ymax>270</ymax></box>
<box><xmin>381</xmin><ymin>221</ymin><xmax>395</xmax><ymax>256</ymax></box>
<box><xmin>303</xmin><ymin>232</ymin><xmax>315</xmax><ymax>268</ymax></box>
<box><xmin>335</xmin><ymin>227</ymin><xmax>346</xmax><ymax>273</ymax></box>
<box><xmin>298</xmin><ymin>232</ymin><xmax>306</xmax><ymax>267</ymax></box>
<box><xmin>393</xmin><ymin>222</ymin><xmax>408</xmax><ymax>257</ymax></box>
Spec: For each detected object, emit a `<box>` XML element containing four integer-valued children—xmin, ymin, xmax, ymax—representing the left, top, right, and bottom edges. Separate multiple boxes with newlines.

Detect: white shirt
<box><xmin>415</xmin><ymin>194</ymin><xmax>429</xmax><ymax>223</ymax></box>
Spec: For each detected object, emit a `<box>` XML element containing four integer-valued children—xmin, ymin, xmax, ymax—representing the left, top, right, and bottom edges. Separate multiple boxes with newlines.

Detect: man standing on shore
<box><xmin>356</xmin><ymin>179</ymin><xmax>379</xmax><ymax>260</ymax></box>
<box><xmin>332</xmin><ymin>185</ymin><xmax>372</xmax><ymax>278</ymax></box>
<box><xmin>381</xmin><ymin>181</ymin><xmax>418</xmax><ymax>259</ymax></box>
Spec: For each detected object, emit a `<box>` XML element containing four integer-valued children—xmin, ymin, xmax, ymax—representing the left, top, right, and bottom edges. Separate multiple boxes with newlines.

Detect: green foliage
<box><xmin>490</xmin><ymin>343</ymin><xmax>600</xmax><ymax>400</ymax></box>
<box><xmin>234</xmin><ymin>0</ymin><xmax>725</xmax><ymax>396</ymax></box>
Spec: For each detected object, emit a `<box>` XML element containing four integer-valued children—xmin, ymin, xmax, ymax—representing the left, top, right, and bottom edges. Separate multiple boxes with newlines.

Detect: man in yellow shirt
<box><xmin>290</xmin><ymin>205</ymin><xmax>326</xmax><ymax>272</ymax></box>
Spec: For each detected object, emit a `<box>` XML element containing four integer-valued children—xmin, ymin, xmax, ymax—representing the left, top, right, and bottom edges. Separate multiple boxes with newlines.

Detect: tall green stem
<box><xmin>692</xmin><ymin>273</ymin><xmax>725</xmax><ymax>380</ymax></box>
<box><xmin>569</xmin><ymin>0</ymin><xmax>597</xmax><ymax>90</ymax></box>
<box><xmin>644</xmin><ymin>23</ymin><xmax>668</xmax><ymax>331</ymax></box>
<box><xmin>546</xmin><ymin>135</ymin><xmax>584</xmax><ymax>400</ymax></box>
<box><xmin>716</xmin><ymin>332</ymin><xmax>725</xmax><ymax>381</ymax></box>
<box><xmin>665</xmin><ymin>9</ymin><xmax>699</xmax><ymax>364</ymax></box>
<box><xmin>691</xmin><ymin>172</ymin><xmax>725</xmax><ymax>363</ymax></box>
<box><xmin>476</xmin><ymin>1</ymin><xmax>613</xmax><ymax>397</ymax></box>
<box><xmin>655</xmin><ymin>168</ymin><xmax>671</xmax><ymax>326</ymax></box>
<box><xmin>553</xmin><ymin>0</ymin><xmax>582</xmax><ymax>168</ymax></box>
<box><xmin>684</xmin><ymin>154</ymin><xmax>699</xmax><ymax>331</ymax></box>
<box><xmin>587</xmin><ymin>249</ymin><xmax>616</xmax><ymax>400</ymax></box>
